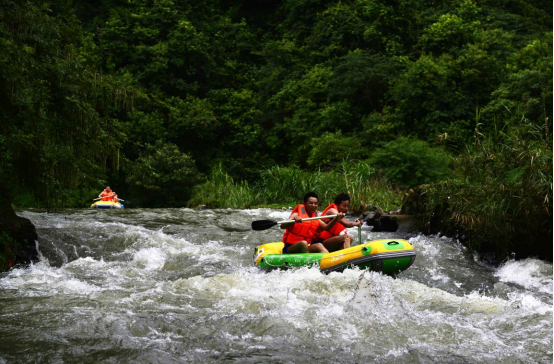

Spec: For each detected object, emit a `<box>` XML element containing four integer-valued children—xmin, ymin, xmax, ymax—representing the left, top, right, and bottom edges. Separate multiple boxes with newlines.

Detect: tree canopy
<box><xmin>0</xmin><ymin>0</ymin><xmax>551</xmax><ymax>209</ymax></box>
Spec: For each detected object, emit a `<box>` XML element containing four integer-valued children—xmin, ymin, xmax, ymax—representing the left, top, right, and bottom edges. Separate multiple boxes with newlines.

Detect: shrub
<box><xmin>418</xmin><ymin>120</ymin><xmax>552</xmax><ymax>262</ymax></box>
<box><xmin>370</xmin><ymin>136</ymin><xmax>452</xmax><ymax>187</ymax></box>
<box><xmin>307</xmin><ymin>131</ymin><xmax>369</xmax><ymax>170</ymax></box>
<box><xmin>127</xmin><ymin>141</ymin><xmax>204</xmax><ymax>207</ymax></box>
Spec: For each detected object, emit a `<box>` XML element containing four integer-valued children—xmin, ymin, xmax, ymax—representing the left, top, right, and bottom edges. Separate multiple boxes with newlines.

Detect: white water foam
<box><xmin>4</xmin><ymin>208</ymin><xmax>551</xmax><ymax>363</ymax></box>
<box><xmin>0</xmin><ymin>261</ymin><xmax>102</xmax><ymax>296</ymax></box>
<box><xmin>132</xmin><ymin>247</ymin><xmax>167</xmax><ymax>270</ymax></box>
<box><xmin>495</xmin><ymin>259</ymin><xmax>553</xmax><ymax>295</ymax></box>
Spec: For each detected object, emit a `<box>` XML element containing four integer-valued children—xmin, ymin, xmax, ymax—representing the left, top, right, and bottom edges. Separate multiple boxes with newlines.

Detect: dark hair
<box><xmin>303</xmin><ymin>192</ymin><xmax>319</xmax><ymax>203</ymax></box>
<box><xmin>334</xmin><ymin>193</ymin><xmax>351</xmax><ymax>205</ymax></box>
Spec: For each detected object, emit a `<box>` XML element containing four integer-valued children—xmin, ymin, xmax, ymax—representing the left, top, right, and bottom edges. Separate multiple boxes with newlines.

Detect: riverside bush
<box><xmin>307</xmin><ymin>132</ymin><xmax>369</xmax><ymax>170</ymax></box>
<box><xmin>127</xmin><ymin>141</ymin><xmax>204</xmax><ymax>207</ymax></box>
<box><xmin>417</xmin><ymin>121</ymin><xmax>552</xmax><ymax>262</ymax></box>
<box><xmin>370</xmin><ymin>136</ymin><xmax>452</xmax><ymax>187</ymax></box>
<box><xmin>188</xmin><ymin>162</ymin><xmax>403</xmax><ymax>213</ymax></box>
<box><xmin>188</xmin><ymin>163</ymin><xmax>263</xmax><ymax>209</ymax></box>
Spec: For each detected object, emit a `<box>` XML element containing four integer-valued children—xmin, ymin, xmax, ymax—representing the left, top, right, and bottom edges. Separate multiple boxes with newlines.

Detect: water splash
<box><xmin>1</xmin><ymin>208</ymin><xmax>551</xmax><ymax>363</ymax></box>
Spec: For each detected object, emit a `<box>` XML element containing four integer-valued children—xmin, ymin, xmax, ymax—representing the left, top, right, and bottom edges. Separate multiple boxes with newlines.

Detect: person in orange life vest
<box><xmin>98</xmin><ymin>186</ymin><xmax>115</xmax><ymax>202</ymax></box>
<box><xmin>317</xmin><ymin>193</ymin><xmax>363</xmax><ymax>253</ymax></box>
<box><xmin>112</xmin><ymin>193</ymin><xmax>119</xmax><ymax>203</ymax></box>
<box><xmin>280</xmin><ymin>192</ymin><xmax>345</xmax><ymax>254</ymax></box>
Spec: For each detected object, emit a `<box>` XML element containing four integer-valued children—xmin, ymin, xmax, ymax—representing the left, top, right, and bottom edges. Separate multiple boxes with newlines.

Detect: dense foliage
<box><xmin>126</xmin><ymin>141</ymin><xmax>203</xmax><ymax>207</ymax></box>
<box><xmin>188</xmin><ymin>162</ymin><xmax>402</xmax><ymax>211</ymax></box>
<box><xmin>370</xmin><ymin>136</ymin><xmax>452</xmax><ymax>187</ymax></box>
<box><xmin>0</xmin><ymin>0</ymin><xmax>136</xmax><ymax>208</ymax></box>
<box><xmin>0</xmin><ymin>0</ymin><xmax>551</xmax><ymax>260</ymax></box>
<box><xmin>418</xmin><ymin>117</ymin><xmax>552</xmax><ymax>261</ymax></box>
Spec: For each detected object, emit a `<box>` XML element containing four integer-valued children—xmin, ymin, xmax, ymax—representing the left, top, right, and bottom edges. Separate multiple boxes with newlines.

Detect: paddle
<box><xmin>252</xmin><ymin>215</ymin><xmax>337</xmax><ymax>231</ymax></box>
<box><xmin>92</xmin><ymin>193</ymin><xmax>118</xmax><ymax>202</ymax></box>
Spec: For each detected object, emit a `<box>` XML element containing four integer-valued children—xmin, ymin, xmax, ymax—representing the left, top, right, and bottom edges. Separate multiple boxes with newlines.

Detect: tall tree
<box><xmin>0</xmin><ymin>1</ymin><xmax>135</xmax><ymax>207</ymax></box>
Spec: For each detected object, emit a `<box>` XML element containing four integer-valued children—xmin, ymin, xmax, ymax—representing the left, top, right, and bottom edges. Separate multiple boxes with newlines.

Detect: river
<box><xmin>0</xmin><ymin>208</ymin><xmax>552</xmax><ymax>363</ymax></box>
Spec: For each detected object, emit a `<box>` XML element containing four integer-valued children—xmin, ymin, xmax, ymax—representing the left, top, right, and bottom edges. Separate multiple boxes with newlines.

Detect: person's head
<box><xmin>334</xmin><ymin>193</ymin><xmax>351</xmax><ymax>213</ymax></box>
<box><xmin>106</xmin><ymin>186</ymin><xmax>111</xmax><ymax>191</ymax></box>
<box><xmin>303</xmin><ymin>192</ymin><xmax>319</xmax><ymax>213</ymax></box>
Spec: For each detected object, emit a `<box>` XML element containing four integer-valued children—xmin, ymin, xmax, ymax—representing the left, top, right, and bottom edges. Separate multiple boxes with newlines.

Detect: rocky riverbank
<box><xmin>0</xmin><ymin>183</ymin><xmax>39</xmax><ymax>271</ymax></box>
<box><xmin>359</xmin><ymin>188</ymin><xmax>553</xmax><ymax>265</ymax></box>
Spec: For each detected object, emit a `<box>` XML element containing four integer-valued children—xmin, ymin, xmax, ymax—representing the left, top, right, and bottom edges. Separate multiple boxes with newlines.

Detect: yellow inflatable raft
<box><xmin>254</xmin><ymin>239</ymin><xmax>416</xmax><ymax>275</ymax></box>
<box><xmin>90</xmin><ymin>201</ymin><xmax>124</xmax><ymax>209</ymax></box>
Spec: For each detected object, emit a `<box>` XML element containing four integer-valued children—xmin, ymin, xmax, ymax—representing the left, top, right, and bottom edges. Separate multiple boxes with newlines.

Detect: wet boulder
<box><xmin>359</xmin><ymin>200</ymin><xmax>416</xmax><ymax>233</ymax></box>
<box><xmin>364</xmin><ymin>213</ymin><xmax>416</xmax><ymax>233</ymax></box>
<box><xmin>0</xmin><ymin>182</ymin><xmax>39</xmax><ymax>271</ymax></box>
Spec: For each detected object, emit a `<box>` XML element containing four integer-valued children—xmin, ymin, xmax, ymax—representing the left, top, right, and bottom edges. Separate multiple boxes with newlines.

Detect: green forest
<box><xmin>0</xmin><ymin>0</ymin><xmax>552</xmax><ymax>262</ymax></box>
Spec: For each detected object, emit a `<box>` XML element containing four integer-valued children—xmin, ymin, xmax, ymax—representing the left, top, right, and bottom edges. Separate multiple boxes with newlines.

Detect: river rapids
<box><xmin>0</xmin><ymin>208</ymin><xmax>552</xmax><ymax>363</ymax></box>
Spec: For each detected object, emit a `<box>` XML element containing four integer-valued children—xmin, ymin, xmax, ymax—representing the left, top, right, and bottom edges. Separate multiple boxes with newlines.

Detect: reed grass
<box><xmin>188</xmin><ymin>161</ymin><xmax>403</xmax><ymax>213</ymax></box>
<box><xmin>417</xmin><ymin>119</ymin><xmax>552</xmax><ymax>261</ymax></box>
<box><xmin>188</xmin><ymin>163</ymin><xmax>264</xmax><ymax>209</ymax></box>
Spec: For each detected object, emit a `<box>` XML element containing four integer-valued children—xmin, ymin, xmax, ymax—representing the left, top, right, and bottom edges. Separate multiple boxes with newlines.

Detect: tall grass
<box><xmin>418</xmin><ymin>120</ymin><xmax>552</xmax><ymax>261</ymax></box>
<box><xmin>188</xmin><ymin>161</ymin><xmax>403</xmax><ymax>213</ymax></box>
<box><xmin>336</xmin><ymin>161</ymin><xmax>401</xmax><ymax>212</ymax></box>
<box><xmin>258</xmin><ymin>165</ymin><xmax>322</xmax><ymax>205</ymax></box>
<box><xmin>188</xmin><ymin>163</ymin><xmax>263</xmax><ymax>209</ymax></box>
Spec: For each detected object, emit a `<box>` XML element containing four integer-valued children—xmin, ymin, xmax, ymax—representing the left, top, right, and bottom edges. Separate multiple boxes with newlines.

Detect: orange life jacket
<box><xmin>317</xmin><ymin>203</ymin><xmax>346</xmax><ymax>240</ymax></box>
<box><xmin>101</xmin><ymin>190</ymin><xmax>112</xmax><ymax>201</ymax></box>
<box><xmin>282</xmin><ymin>204</ymin><xmax>320</xmax><ymax>245</ymax></box>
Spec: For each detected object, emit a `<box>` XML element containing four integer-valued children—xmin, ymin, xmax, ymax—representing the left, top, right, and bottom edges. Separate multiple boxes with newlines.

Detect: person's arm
<box><xmin>325</xmin><ymin>207</ymin><xmax>362</xmax><ymax>228</ymax></box>
<box><xmin>340</xmin><ymin>218</ymin><xmax>363</xmax><ymax>228</ymax></box>
<box><xmin>280</xmin><ymin>212</ymin><xmax>301</xmax><ymax>229</ymax></box>
<box><xmin>318</xmin><ymin>212</ymin><xmax>345</xmax><ymax>231</ymax></box>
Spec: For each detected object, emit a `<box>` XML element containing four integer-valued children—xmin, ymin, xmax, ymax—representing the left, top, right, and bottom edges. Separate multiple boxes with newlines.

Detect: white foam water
<box><xmin>495</xmin><ymin>259</ymin><xmax>553</xmax><ymax>295</ymax></box>
<box><xmin>0</xmin><ymin>208</ymin><xmax>551</xmax><ymax>363</ymax></box>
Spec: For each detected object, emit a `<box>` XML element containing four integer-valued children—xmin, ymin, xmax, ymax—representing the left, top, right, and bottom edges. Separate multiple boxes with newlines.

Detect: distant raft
<box><xmin>254</xmin><ymin>239</ymin><xmax>416</xmax><ymax>275</ymax></box>
<box><xmin>90</xmin><ymin>201</ymin><xmax>124</xmax><ymax>209</ymax></box>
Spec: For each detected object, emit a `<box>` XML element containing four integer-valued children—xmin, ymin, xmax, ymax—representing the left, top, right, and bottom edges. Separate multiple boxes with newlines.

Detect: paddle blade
<box><xmin>251</xmin><ymin>219</ymin><xmax>279</xmax><ymax>231</ymax></box>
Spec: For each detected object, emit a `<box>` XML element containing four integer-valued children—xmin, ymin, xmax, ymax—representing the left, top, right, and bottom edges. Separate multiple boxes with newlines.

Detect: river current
<box><xmin>0</xmin><ymin>208</ymin><xmax>552</xmax><ymax>363</ymax></box>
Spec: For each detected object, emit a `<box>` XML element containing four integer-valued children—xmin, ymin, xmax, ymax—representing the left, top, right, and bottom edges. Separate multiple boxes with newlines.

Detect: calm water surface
<box><xmin>0</xmin><ymin>208</ymin><xmax>552</xmax><ymax>363</ymax></box>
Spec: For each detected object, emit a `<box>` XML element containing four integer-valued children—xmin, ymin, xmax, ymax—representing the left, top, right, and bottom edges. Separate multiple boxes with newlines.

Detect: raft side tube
<box><xmin>90</xmin><ymin>201</ymin><xmax>124</xmax><ymax>209</ymax></box>
<box><xmin>254</xmin><ymin>239</ymin><xmax>416</xmax><ymax>275</ymax></box>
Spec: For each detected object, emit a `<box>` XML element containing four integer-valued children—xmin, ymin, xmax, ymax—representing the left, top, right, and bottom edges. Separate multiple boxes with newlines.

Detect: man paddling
<box><xmin>280</xmin><ymin>192</ymin><xmax>345</xmax><ymax>254</ymax></box>
<box><xmin>316</xmin><ymin>193</ymin><xmax>363</xmax><ymax>252</ymax></box>
<box><xmin>98</xmin><ymin>186</ymin><xmax>116</xmax><ymax>202</ymax></box>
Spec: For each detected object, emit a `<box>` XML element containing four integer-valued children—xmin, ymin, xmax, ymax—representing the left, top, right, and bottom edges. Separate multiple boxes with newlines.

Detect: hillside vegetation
<box><xmin>0</xmin><ymin>0</ymin><xmax>551</xmax><ymax>263</ymax></box>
